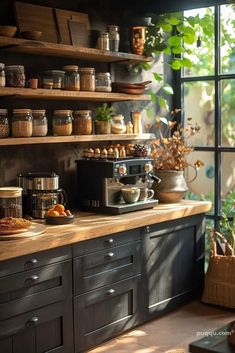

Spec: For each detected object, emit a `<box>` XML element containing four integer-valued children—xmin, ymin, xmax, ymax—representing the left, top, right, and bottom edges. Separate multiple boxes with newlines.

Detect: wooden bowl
<box><xmin>0</xmin><ymin>25</ymin><xmax>17</xmax><ymax>37</ymax></box>
<box><xmin>44</xmin><ymin>214</ymin><xmax>74</xmax><ymax>225</ymax></box>
<box><xmin>21</xmin><ymin>30</ymin><xmax>42</xmax><ymax>40</ymax></box>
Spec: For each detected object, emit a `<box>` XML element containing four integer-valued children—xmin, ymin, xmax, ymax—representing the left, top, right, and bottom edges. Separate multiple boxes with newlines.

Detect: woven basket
<box><xmin>202</xmin><ymin>231</ymin><xmax>235</xmax><ymax>308</ymax></box>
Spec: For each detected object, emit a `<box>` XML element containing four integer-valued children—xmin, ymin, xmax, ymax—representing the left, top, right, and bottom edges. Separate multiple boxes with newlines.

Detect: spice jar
<box><xmin>95</xmin><ymin>72</ymin><xmax>112</xmax><ymax>92</ymax></box>
<box><xmin>5</xmin><ymin>65</ymin><xmax>25</xmax><ymax>87</ymax></box>
<box><xmin>108</xmin><ymin>25</ymin><xmax>120</xmax><ymax>52</ymax></box>
<box><xmin>53</xmin><ymin>110</ymin><xmax>73</xmax><ymax>136</ymax></box>
<box><xmin>97</xmin><ymin>32</ymin><xmax>110</xmax><ymax>50</ymax></box>
<box><xmin>111</xmin><ymin>114</ymin><xmax>126</xmax><ymax>134</ymax></box>
<box><xmin>0</xmin><ymin>186</ymin><xmax>23</xmax><ymax>218</ymax></box>
<box><xmin>0</xmin><ymin>109</ymin><xmax>9</xmax><ymax>138</ymax></box>
<box><xmin>73</xmin><ymin>110</ymin><xmax>92</xmax><ymax>135</ymax></box>
<box><xmin>63</xmin><ymin>65</ymin><xmax>80</xmax><ymax>91</ymax></box>
<box><xmin>32</xmin><ymin>110</ymin><xmax>48</xmax><ymax>137</ymax></box>
<box><xmin>42</xmin><ymin>70</ymin><xmax>65</xmax><ymax>89</ymax></box>
<box><xmin>79</xmin><ymin>68</ymin><xmax>95</xmax><ymax>92</ymax></box>
<box><xmin>0</xmin><ymin>63</ymin><xmax>6</xmax><ymax>87</ymax></box>
<box><xmin>12</xmin><ymin>109</ymin><xmax>33</xmax><ymax>137</ymax></box>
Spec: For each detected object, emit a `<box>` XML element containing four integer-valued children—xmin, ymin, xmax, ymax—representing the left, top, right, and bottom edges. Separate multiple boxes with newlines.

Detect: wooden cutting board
<box><xmin>14</xmin><ymin>1</ymin><xmax>59</xmax><ymax>43</ymax></box>
<box><xmin>55</xmin><ymin>9</ymin><xmax>91</xmax><ymax>46</ymax></box>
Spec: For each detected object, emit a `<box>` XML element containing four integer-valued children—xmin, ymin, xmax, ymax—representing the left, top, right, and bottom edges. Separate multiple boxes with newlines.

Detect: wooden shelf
<box><xmin>0</xmin><ymin>87</ymin><xmax>150</xmax><ymax>101</ymax></box>
<box><xmin>0</xmin><ymin>36</ymin><xmax>152</xmax><ymax>64</ymax></box>
<box><xmin>0</xmin><ymin>134</ymin><xmax>155</xmax><ymax>146</ymax></box>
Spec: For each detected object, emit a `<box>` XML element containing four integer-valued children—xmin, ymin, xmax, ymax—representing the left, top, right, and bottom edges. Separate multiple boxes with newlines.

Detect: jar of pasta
<box><xmin>12</xmin><ymin>109</ymin><xmax>33</xmax><ymax>137</ymax></box>
<box><xmin>73</xmin><ymin>110</ymin><xmax>92</xmax><ymax>135</ymax></box>
<box><xmin>79</xmin><ymin>67</ymin><xmax>95</xmax><ymax>92</ymax></box>
<box><xmin>52</xmin><ymin>110</ymin><xmax>73</xmax><ymax>136</ymax></box>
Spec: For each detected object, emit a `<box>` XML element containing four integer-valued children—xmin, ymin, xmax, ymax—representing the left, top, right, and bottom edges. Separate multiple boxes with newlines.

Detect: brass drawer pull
<box><xmin>105</xmin><ymin>238</ymin><xmax>114</xmax><ymax>245</ymax></box>
<box><xmin>25</xmin><ymin>258</ymin><xmax>38</xmax><ymax>266</ymax></box>
<box><xmin>28</xmin><ymin>316</ymin><xmax>39</xmax><ymax>325</ymax></box>
<box><xmin>106</xmin><ymin>289</ymin><xmax>115</xmax><ymax>295</ymax></box>
<box><xmin>25</xmin><ymin>274</ymin><xmax>39</xmax><ymax>285</ymax></box>
<box><xmin>106</xmin><ymin>252</ymin><xmax>115</xmax><ymax>259</ymax></box>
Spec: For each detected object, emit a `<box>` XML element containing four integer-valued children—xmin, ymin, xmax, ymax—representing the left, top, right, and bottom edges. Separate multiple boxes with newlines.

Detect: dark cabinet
<box><xmin>142</xmin><ymin>215</ymin><xmax>205</xmax><ymax>320</ymax></box>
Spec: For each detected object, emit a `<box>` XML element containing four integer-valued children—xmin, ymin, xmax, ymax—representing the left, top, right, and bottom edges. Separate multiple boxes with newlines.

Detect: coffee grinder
<box><xmin>75</xmin><ymin>158</ymin><xmax>159</xmax><ymax>214</ymax></box>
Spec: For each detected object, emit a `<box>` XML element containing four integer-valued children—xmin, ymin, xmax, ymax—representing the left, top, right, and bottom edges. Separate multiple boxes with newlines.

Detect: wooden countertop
<box><xmin>0</xmin><ymin>200</ymin><xmax>211</xmax><ymax>261</ymax></box>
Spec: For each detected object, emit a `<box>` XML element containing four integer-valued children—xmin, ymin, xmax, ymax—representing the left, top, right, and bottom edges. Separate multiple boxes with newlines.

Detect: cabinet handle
<box><xmin>25</xmin><ymin>258</ymin><xmax>38</xmax><ymax>266</ymax></box>
<box><xmin>105</xmin><ymin>238</ymin><xmax>114</xmax><ymax>245</ymax></box>
<box><xmin>28</xmin><ymin>316</ymin><xmax>39</xmax><ymax>325</ymax></box>
<box><xmin>106</xmin><ymin>252</ymin><xmax>115</xmax><ymax>259</ymax></box>
<box><xmin>106</xmin><ymin>289</ymin><xmax>115</xmax><ymax>295</ymax></box>
<box><xmin>25</xmin><ymin>275</ymin><xmax>39</xmax><ymax>285</ymax></box>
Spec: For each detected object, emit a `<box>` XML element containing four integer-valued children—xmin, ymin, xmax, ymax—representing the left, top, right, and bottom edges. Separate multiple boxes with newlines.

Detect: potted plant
<box><xmin>150</xmin><ymin>109</ymin><xmax>204</xmax><ymax>203</ymax></box>
<box><xmin>95</xmin><ymin>103</ymin><xmax>114</xmax><ymax>134</ymax></box>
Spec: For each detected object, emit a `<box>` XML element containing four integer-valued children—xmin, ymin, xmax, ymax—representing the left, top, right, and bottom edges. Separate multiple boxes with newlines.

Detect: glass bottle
<box><xmin>5</xmin><ymin>65</ymin><xmax>25</xmax><ymax>87</ymax></box>
<box><xmin>12</xmin><ymin>109</ymin><xmax>33</xmax><ymax>137</ymax></box>
<box><xmin>0</xmin><ymin>109</ymin><xmax>9</xmax><ymax>138</ymax></box>
<box><xmin>108</xmin><ymin>25</ymin><xmax>120</xmax><ymax>52</ymax></box>
<box><xmin>0</xmin><ymin>63</ymin><xmax>6</xmax><ymax>87</ymax></box>
<box><xmin>32</xmin><ymin>110</ymin><xmax>48</xmax><ymax>137</ymax></box>
<box><xmin>95</xmin><ymin>72</ymin><xmax>112</xmax><ymax>92</ymax></box>
<box><xmin>52</xmin><ymin>110</ymin><xmax>73</xmax><ymax>136</ymax></box>
<box><xmin>63</xmin><ymin>65</ymin><xmax>80</xmax><ymax>91</ymax></box>
<box><xmin>79</xmin><ymin>68</ymin><xmax>95</xmax><ymax>92</ymax></box>
<box><xmin>73</xmin><ymin>110</ymin><xmax>92</xmax><ymax>135</ymax></box>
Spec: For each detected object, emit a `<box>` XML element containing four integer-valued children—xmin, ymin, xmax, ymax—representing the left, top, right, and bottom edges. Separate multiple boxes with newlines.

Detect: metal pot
<box><xmin>18</xmin><ymin>172</ymin><xmax>59</xmax><ymax>191</ymax></box>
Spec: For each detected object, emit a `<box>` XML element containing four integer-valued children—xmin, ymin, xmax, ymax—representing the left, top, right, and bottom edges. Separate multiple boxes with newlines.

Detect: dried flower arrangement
<box><xmin>151</xmin><ymin>109</ymin><xmax>204</xmax><ymax>171</ymax></box>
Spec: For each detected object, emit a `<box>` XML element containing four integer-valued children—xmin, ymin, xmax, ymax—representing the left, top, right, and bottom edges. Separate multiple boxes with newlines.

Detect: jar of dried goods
<box><xmin>12</xmin><ymin>109</ymin><xmax>33</xmax><ymax>137</ymax></box>
<box><xmin>107</xmin><ymin>25</ymin><xmax>120</xmax><ymax>51</ymax></box>
<box><xmin>0</xmin><ymin>109</ymin><xmax>9</xmax><ymax>138</ymax></box>
<box><xmin>63</xmin><ymin>65</ymin><xmax>80</xmax><ymax>91</ymax></box>
<box><xmin>0</xmin><ymin>186</ymin><xmax>23</xmax><ymax>218</ymax></box>
<box><xmin>32</xmin><ymin>109</ymin><xmax>48</xmax><ymax>137</ymax></box>
<box><xmin>97</xmin><ymin>32</ymin><xmax>110</xmax><ymax>50</ymax></box>
<box><xmin>95</xmin><ymin>72</ymin><xmax>112</xmax><ymax>92</ymax></box>
<box><xmin>53</xmin><ymin>110</ymin><xmax>73</xmax><ymax>136</ymax></box>
<box><xmin>0</xmin><ymin>63</ymin><xmax>6</xmax><ymax>87</ymax></box>
<box><xmin>42</xmin><ymin>70</ymin><xmax>65</xmax><ymax>89</ymax></box>
<box><xmin>79</xmin><ymin>67</ymin><xmax>95</xmax><ymax>91</ymax></box>
<box><xmin>5</xmin><ymin>65</ymin><xmax>25</xmax><ymax>87</ymax></box>
<box><xmin>73</xmin><ymin>110</ymin><xmax>92</xmax><ymax>135</ymax></box>
<box><xmin>111</xmin><ymin>114</ymin><xmax>126</xmax><ymax>134</ymax></box>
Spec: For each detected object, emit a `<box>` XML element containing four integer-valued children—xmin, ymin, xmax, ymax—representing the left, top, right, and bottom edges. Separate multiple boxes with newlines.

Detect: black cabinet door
<box><xmin>0</xmin><ymin>300</ymin><xmax>73</xmax><ymax>353</ymax></box>
<box><xmin>74</xmin><ymin>275</ymin><xmax>141</xmax><ymax>353</ymax></box>
<box><xmin>142</xmin><ymin>215</ymin><xmax>205</xmax><ymax>320</ymax></box>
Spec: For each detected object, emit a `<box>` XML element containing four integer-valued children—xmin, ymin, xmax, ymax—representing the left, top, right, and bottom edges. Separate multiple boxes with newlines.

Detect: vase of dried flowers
<box><xmin>150</xmin><ymin>110</ymin><xmax>203</xmax><ymax>203</ymax></box>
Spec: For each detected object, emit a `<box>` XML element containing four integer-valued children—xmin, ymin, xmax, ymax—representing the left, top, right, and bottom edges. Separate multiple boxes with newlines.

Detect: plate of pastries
<box><xmin>0</xmin><ymin>217</ymin><xmax>46</xmax><ymax>239</ymax></box>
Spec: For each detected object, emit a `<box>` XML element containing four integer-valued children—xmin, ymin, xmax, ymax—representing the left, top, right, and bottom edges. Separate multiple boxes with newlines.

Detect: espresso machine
<box><xmin>75</xmin><ymin>158</ymin><xmax>159</xmax><ymax>214</ymax></box>
<box><xmin>17</xmin><ymin>172</ymin><xmax>65</xmax><ymax>218</ymax></box>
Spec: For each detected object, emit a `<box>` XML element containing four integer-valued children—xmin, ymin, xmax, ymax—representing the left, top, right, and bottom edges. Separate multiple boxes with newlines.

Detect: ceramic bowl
<box><xmin>0</xmin><ymin>25</ymin><xmax>17</xmax><ymax>37</ymax></box>
<box><xmin>21</xmin><ymin>30</ymin><xmax>42</xmax><ymax>40</ymax></box>
<box><xmin>45</xmin><ymin>214</ymin><xmax>74</xmax><ymax>225</ymax></box>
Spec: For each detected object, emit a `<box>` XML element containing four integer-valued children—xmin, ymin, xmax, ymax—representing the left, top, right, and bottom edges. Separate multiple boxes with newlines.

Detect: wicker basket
<box><xmin>202</xmin><ymin>231</ymin><xmax>235</xmax><ymax>308</ymax></box>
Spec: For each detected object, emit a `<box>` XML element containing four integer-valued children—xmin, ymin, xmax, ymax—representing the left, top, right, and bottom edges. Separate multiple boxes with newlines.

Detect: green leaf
<box><xmin>146</xmin><ymin>107</ymin><xmax>154</xmax><ymax>119</ymax></box>
<box><xmin>167</xmin><ymin>35</ymin><xmax>182</xmax><ymax>47</ymax></box>
<box><xmin>167</xmin><ymin>16</ymin><xmax>181</xmax><ymax>26</ymax></box>
<box><xmin>181</xmin><ymin>57</ymin><xmax>192</xmax><ymax>68</ymax></box>
<box><xmin>157</xmin><ymin>96</ymin><xmax>169</xmax><ymax>110</ymax></box>
<box><xmin>172</xmin><ymin>46</ymin><xmax>184</xmax><ymax>54</ymax></box>
<box><xmin>170</xmin><ymin>59</ymin><xmax>182</xmax><ymax>70</ymax></box>
<box><xmin>163</xmin><ymin>47</ymin><xmax>171</xmax><ymax>55</ymax></box>
<box><xmin>149</xmin><ymin>91</ymin><xmax>156</xmax><ymax>102</ymax></box>
<box><xmin>183</xmin><ymin>26</ymin><xmax>196</xmax><ymax>36</ymax></box>
<box><xmin>153</xmin><ymin>72</ymin><xmax>163</xmax><ymax>81</ymax></box>
<box><xmin>161</xmin><ymin>23</ymin><xmax>172</xmax><ymax>32</ymax></box>
<box><xmin>140</xmin><ymin>62</ymin><xmax>151</xmax><ymax>71</ymax></box>
<box><xmin>162</xmin><ymin>83</ymin><xmax>174</xmax><ymax>95</ymax></box>
<box><xmin>183</xmin><ymin>34</ymin><xmax>197</xmax><ymax>44</ymax></box>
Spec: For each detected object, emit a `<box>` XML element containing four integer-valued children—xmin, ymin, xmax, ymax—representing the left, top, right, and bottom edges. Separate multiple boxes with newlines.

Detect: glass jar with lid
<box><xmin>0</xmin><ymin>186</ymin><xmax>23</xmax><ymax>218</ymax></box>
<box><xmin>107</xmin><ymin>25</ymin><xmax>120</xmax><ymax>51</ymax></box>
<box><xmin>5</xmin><ymin>65</ymin><xmax>25</xmax><ymax>87</ymax></box>
<box><xmin>42</xmin><ymin>70</ymin><xmax>65</xmax><ymax>89</ymax></box>
<box><xmin>12</xmin><ymin>109</ymin><xmax>33</xmax><ymax>137</ymax></box>
<box><xmin>95</xmin><ymin>72</ymin><xmax>112</xmax><ymax>92</ymax></box>
<box><xmin>73</xmin><ymin>110</ymin><xmax>93</xmax><ymax>135</ymax></box>
<box><xmin>0</xmin><ymin>109</ymin><xmax>9</xmax><ymax>138</ymax></box>
<box><xmin>0</xmin><ymin>63</ymin><xmax>6</xmax><ymax>87</ymax></box>
<box><xmin>79</xmin><ymin>67</ymin><xmax>95</xmax><ymax>92</ymax></box>
<box><xmin>32</xmin><ymin>110</ymin><xmax>48</xmax><ymax>137</ymax></box>
<box><xmin>111</xmin><ymin>114</ymin><xmax>126</xmax><ymax>134</ymax></box>
<box><xmin>97</xmin><ymin>32</ymin><xmax>110</xmax><ymax>50</ymax></box>
<box><xmin>52</xmin><ymin>110</ymin><xmax>73</xmax><ymax>136</ymax></box>
<box><xmin>63</xmin><ymin>65</ymin><xmax>80</xmax><ymax>91</ymax></box>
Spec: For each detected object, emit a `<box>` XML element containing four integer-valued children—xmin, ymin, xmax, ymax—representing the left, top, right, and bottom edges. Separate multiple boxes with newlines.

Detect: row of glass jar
<box><xmin>0</xmin><ymin>109</ymin><xmax>93</xmax><ymax>138</ymax></box>
<box><xmin>0</xmin><ymin>63</ymin><xmax>112</xmax><ymax>92</ymax></box>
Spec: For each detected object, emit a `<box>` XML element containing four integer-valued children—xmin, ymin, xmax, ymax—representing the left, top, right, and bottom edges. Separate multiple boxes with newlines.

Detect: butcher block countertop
<box><xmin>0</xmin><ymin>200</ymin><xmax>211</xmax><ymax>261</ymax></box>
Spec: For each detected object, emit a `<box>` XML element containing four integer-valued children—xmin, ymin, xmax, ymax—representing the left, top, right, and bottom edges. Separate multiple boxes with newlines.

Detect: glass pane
<box><xmin>221</xmin><ymin>152</ymin><xmax>235</xmax><ymax>203</ymax></box>
<box><xmin>183</xmin><ymin>81</ymin><xmax>215</xmax><ymax>146</ymax></box>
<box><xmin>183</xmin><ymin>7</ymin><xmax>214</xmax><ymax>77</ymax></box>
<box><xmin>220</xmin><ymin>5</ymin><xmax>235</xmax><ymax>74</ymax></box>
<box><xmin>185</xmin><ymin>151</ymin><xmax>214</xmax><ymax>215</ymax></box>
<box><xmin>221</xmin><ymin>79</ymin><xmax>235</xmax><ymax>147</ymax></box>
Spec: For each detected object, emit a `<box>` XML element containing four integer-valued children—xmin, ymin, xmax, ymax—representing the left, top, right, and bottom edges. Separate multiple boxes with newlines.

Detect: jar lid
<box><xmin>54</xmin><ymin>110</ymin><xmax>73</xmax><ymax>115</ymax></box>
<box><xmin>96</xmin><ymin>72</ymin><xmax>111</xmax><ymax>78</ymax></box>
<box><xmin>63</xmin><ymin>65</ymin><xmax>79</xmax><ymax>72</ymax></box>
<box><xmin>13</xmin><ymin>109</ymin><xmax>32</xmax><ymax>114</ymax></box>
<box><xmin>43</xmin><ymin>70</ymin><xmax>65</xmax><ymax>75</ymax></box>
<box><xmin>5</xmin><ymin>65</ymin><xmax>25</xmax><ymax>70</ymax></box>
<box><xmin>112</xmin><ymin>114</ymin><xmax>124</xmax><ymax>120</ymax></box>
<box><xmin>0</xmin><ymin>109</ymin><xmax>8</xmax><ymax>114</ymax></box>
<box><xmin>0</xmin><ymin>186</ymin><xmax>22</xmax><ymax>198</ymax></box>
<box><xmin>79</xmin><ymin>67</ymin><xmax>95</xmax><ymax>74</ymax></box>
<box><xmin>74</xmin><ymin>110</ymin><xmax>92</xmax><ymax>114</ymax></box>
<box><xmin>108</xmin><ymin>25</ymin><xmax>119</xmax><ymax>30</ymax></box>
<box><xmin>32</xmin><ymin>110</ymin><xmax>46</xmax><ymax>114</ymax></box>
<box><xmin>100</xmin><ymin>32</ymin><xmax>109</xmax><ymax>37</ymax></box>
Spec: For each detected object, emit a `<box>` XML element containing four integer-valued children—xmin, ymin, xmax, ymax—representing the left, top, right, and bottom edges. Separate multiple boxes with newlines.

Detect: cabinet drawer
<box><xmin>73</xmin><ymin>228</ymin><xmax>140</xmax><ymax>257</ymax></box>
<box><xmin>0</xmin><ymin>260</ymin><xmax>72</xmax><ymax>320</ymax></box>
<box><xmin>0</xmin><ymin>300</ymin><xmax>73</xmax><ymax>353</ymax></box>
<box><xmin>0</xmin><ymin>245</ymin><xmax>72</xmax><ymax>277</ymax></box>
<box><xmin>74</xmin><ymin>275</ymin><xmax>141</xmax><ymax>352</ymax></box>
<box><xmin>74</xmin><ymin>241</ymin><xmax>140</xmax><ymax>294</ymax></box>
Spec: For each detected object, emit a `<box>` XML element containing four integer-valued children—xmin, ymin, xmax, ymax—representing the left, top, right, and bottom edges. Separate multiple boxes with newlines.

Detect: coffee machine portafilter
<box><xmin>75</xmin><ymin>158</ymin><xmax>160</xmax><ymax>214</ymax></box>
